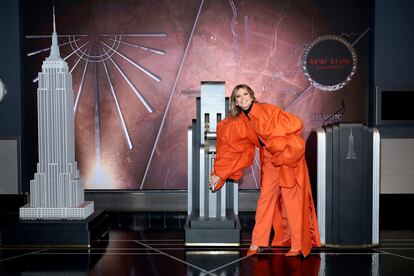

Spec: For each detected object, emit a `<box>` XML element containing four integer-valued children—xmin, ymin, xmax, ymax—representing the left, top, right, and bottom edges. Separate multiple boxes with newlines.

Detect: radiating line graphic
<box><xmin>100</xmin><ymin>46</ymin><xmax>154</xmax><ymax>113</ymax></box>
<box><xmin>254</xmin><ymin>156</ymin><xmax>260</xmax><ymax>168</ymax></box>
<box><xmin>250</xmin><ymin>165</ymin><xmax>259</xmax><ymax>189</ymax></box>
<box><xmin>108</xmin><ymin>38</ymin><xmax>166</xmax><ymax>55</ymax></box>
<box><xmin>26</xmin><ymin>34</ymin><xmax>87</xmax><ymax>38</ymax></box>
<box><xmin>70</xmin><ymin>45</ymin><xmax>89</xmax><ymax>74</ymax></box>
<box><xmin>102</xmin><ymin>33</ymin><xmax>167</xmax><ymax>37</ymax></box>
<box><xmin>74</xmin><ymin>48</ymin><xmax>91</xmax><ymax>114</ymax></box>
<box><xmin>32</xmin><ymin>40</ymin><xmax>90</xmax><ymax>82</ymax></box>
<box><xmin>101</xmin><ymin>48</ymin><xmax>133</xmax><ymax>150</ymax></box>
<box><xmin>71</xmin><ymin>35</ymin><xmax>121</xmax><ymax>62</ymax></box>
<box><xmin>27</xmin><ymin>17</ymin><xmax>168</xmax><ymax>189</ymax></box>
<box><xmin>350</xmin><ymin>28</ymin><xmax>370</xmax><ymax>47</ymax></box>
<box><xmin>101</xmin><ymin>40</ymin><xmax>161</xmax><ymax>82</ymax></box>
<box><xmin>94</xmin><ymin>61</ymin><xmax>102</xmax><ymax>168</ymax></box>
<box><xmin>140</xmin><ymin>0</ymin><xmax>205</xmax><ymax>189</ymax></box>
<box><xmin>27</xmin><ymin>39</ymin><xmax>81</xmax><ymax>56</ymax></box>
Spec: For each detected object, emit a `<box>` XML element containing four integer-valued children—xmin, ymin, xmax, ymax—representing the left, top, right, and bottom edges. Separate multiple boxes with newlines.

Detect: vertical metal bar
<box><xmin>208</xmin><ymin>152</ymin><xmax>217</xmax><ymax>218</ymax></box>
<box><xmin>214</xmin><ymin>153</ymin><xmax>222</xmax><ymax>218</ymax></box>
<box><xmin>220</xmin><ymin>181</ymin><xmax>226</xmax><ymax>217</ymax></box>
<box><xmin>193</xmin><ymin>118</ymin><xmax>199</xmax><ymax>215</ymax></box>
<box><xmin>371</xmin><ymin>253</ymin><xmax>379</xmax><ymax>276</ymax></box>
<box><xmin>332</xmin><ymin>125</ymin><xmax>339</xmax><ymax>244</ymax></box>
<box><xmin>199</xmin><ymin>147</ymin><xmax>205</xmax><ymax>218</ymax></box>
<box><xmin>372</xmin><ymin>129</ymin><xmax>380</xmax><ymax>244</ymax></box>
<box><xmin>204</xmin><ymin>113</ymin><xmax>210</xmax><ymax>133</ymax></box>
<box><xmin>317</xmin><ymin>128</ymin><xmax>326</xmax><ymax>245</ymax></box>
<box><xmin>187</xmin><ymin>128</ymin><xmax>193</xmax><ymax>215</ymax></box>
<box><xmin>216</xmin><ymin>183</ymin><xmax>221</xmax><ymax>218</ymax></box>
<box><xmin>319</xmin><ymin>253</ymin><xmax>326</xmax><ymax>275</ymax></box>
<box><xmin>233</xmin><ymin>183</ymin><xmax>238</xmax><ymax>215</ymax></box>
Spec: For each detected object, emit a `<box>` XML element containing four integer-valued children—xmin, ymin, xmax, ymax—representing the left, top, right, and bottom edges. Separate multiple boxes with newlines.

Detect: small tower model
<box><xmin>20</xmin><ymin>8</ymin><xmax>94</xmax><ymax>219</ymax></box>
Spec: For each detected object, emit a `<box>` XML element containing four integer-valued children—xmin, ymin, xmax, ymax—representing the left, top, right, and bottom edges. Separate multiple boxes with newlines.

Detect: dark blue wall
<box><xmin>374</xmin><ymin>0</ymin><xmax>414</xmax><ymax>88</ymax></box>
<box><xmin>373</xmin><ymin>0</ymin><xmax>414</xmax><ymax>137</ymax></box>
<box><xmin>0</xmin><ymin>0</ymin><xmax>28</xmax><ymax>191</ymax></box>
<box><xmin>0</xmin><ymin>0</ymin><xmax>24</xmax><ymax>137</ymax></box>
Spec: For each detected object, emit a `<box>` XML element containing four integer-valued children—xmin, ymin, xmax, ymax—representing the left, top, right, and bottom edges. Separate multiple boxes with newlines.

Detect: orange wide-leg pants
<box><xmin>251</xmin><ymin>148</ymin><xmax>305</xmax><ymax>251</ymax></box>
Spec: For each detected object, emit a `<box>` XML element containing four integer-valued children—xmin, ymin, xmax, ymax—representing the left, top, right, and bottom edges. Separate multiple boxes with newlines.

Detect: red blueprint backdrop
<box><xmin>24</xmin><ymin>0</ymin><xmax>370</xmax><ymax>189</ymax></box>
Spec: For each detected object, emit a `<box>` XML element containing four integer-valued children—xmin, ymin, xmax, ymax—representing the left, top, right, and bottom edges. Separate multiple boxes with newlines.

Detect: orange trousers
<box><xmin>251</xmin><ymin>148</ymin><xmax>304</xmax><ymax>250</ymax></box>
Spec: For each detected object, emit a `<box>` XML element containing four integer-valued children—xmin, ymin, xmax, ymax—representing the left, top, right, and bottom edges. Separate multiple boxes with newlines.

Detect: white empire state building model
<box><xmin>20</xmin><ymin>8</ymin><xmax>94</xmax><ymax>220</ymax></box>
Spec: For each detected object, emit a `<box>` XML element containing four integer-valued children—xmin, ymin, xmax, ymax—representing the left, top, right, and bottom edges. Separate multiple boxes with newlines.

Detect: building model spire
<box><xmin>20</xmin><ymin>6</ymin><xmax>94</xmax><ymax>220</ymax></box>
<box><xmin>48</xmin><ymin>6</ymin><xmax>60</xmax><ymax>59</ymax></box>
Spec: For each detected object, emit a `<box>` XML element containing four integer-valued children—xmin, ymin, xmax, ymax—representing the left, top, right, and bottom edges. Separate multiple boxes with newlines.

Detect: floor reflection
<box><xmin>186</xmin><ymin>250</ymin><xmax>241</xmax><ymax>274</ymax></box>
<box><xmin>1</xmin><ymin>213</ymin><xmax>414</xmax><ymax>275</ymax></box>
<box><xmin>245</xmin><ymin>252</ymin><xmax>320</xmax><ymax>276</ymax></box>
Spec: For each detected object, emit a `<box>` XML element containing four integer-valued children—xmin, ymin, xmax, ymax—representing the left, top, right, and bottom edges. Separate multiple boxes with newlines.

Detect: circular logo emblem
<box><xmin>302</xmin><ymin>35</ymin><xmax>357</xmax><ymax>91</ymax></box>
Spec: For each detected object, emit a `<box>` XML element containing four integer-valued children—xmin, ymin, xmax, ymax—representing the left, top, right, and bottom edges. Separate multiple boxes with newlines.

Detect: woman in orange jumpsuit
<box><xmin>209</xmin><ymin>84</ymin><xmax>320</xmax><ymax>257</ymax></box>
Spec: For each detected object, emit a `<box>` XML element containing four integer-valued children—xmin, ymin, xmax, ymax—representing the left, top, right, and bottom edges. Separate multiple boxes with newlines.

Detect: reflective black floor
<box><xmin>1</xmin><ymin>212</ymin><xmax>414</xmax><ymax>276</ymax></box>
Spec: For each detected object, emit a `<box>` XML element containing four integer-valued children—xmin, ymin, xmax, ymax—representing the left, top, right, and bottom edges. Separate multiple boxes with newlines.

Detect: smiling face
<box><xmin>235</xmin><ymin>88</ymin><xmax>253</xmax><ymax>110</ymax></box>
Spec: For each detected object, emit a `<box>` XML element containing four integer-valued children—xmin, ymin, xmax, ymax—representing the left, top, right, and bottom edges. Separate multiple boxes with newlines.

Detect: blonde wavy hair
<box><xmin>228</xmin><ymin>84</ymin><xmax>257</xmax><ymax>117</ymax></box>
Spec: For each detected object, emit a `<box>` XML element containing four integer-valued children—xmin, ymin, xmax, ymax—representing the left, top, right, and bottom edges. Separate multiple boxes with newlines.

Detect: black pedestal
<box><xmin>1</xmin><ymin>210</ymin><xmax>110</xmax><ymax>247</ymax></box>
<box><xmin>185</xmin><ymin>211</ymin><xmax>241</xmax><ymax>246</ymax></box>
<box><xmin>309</xmin><ymin>123</ymin><xmax>379</xmax><ymax>247</ymax></box>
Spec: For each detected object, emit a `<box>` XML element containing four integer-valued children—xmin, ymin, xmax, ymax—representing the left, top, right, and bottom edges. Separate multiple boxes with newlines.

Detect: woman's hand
<box><xmin>209</xmin><ymin>175</ymin><xmax>221</xmax><ymax>191</ymax></box>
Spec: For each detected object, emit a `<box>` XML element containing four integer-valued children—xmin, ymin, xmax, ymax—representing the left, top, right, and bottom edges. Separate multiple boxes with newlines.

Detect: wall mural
<box><xmin>25</xmin><ymin>0</ymin><xmax>370</xmax><ymax>189</ymax></box>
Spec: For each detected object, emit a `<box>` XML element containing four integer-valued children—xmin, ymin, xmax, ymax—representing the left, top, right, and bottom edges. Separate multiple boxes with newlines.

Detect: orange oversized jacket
<box><xmin>213</xmin><ymin>102</ymin><xmax>306</xmax><ymax>185</ymax></box>
<box><xmin>212</xmin><ymin>102</ymin><xmax>321</xmax><ymax>256</ymax></box>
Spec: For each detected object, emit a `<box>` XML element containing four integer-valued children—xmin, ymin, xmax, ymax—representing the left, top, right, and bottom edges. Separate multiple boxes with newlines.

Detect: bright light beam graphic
<box><xmin>100</xmin><ymin>48</ymin><xmax>133</xmax><ymax>150</ymax></box>
<box><xmin>89</xmin><ymin>163</ymin><xmax>114</xmax><ymax>189</ymax></box>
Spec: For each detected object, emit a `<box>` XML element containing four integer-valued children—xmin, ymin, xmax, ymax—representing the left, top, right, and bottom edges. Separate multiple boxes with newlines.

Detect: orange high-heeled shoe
<box><xmin>285</xmin><ymin>249</ymin><xmax>302</xmax><ymax>257</ymax></box>
<box><xmin>246</xmin><ymin>245</ymin><xmax>259</xmax><ymax>257</ymax></box>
